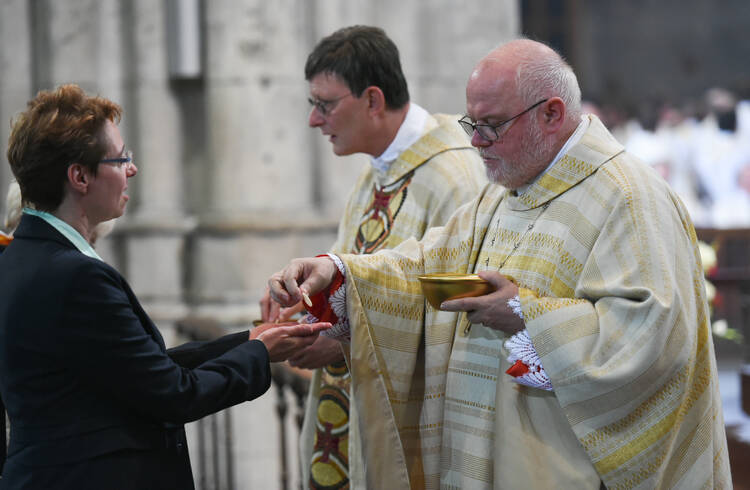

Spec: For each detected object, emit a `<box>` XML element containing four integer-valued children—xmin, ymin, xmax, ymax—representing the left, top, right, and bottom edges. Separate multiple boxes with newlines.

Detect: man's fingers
<box><xmin>260</xmin><ymin>289</ymin><xmax>281</xmax><ymax>323</ymax></box>
<box><xmin>278</xmin><ymin>302</ymin><xmax>304</xmax><ymax>322</ymax></box>
<box><xmin>279</xmin><ymin>322</ymin><xmax>331</xmax><ymax>337</ymax></box>
<box><xmin>298</xmin><ymin>257</ymin><xmax>338</xmax><ymax>298</ymax></box>
<box><xmin>285</xmin><ymin>258</ymin><xmax>316</xmax><ymax>302</ymax></box>
<box><xmin>465</xmin><ymin>310</ymin><xmax>481</xmax><ymax>325</ymax></box>
<box><xmin>440</xmin><ymin>297</ymin><xmax>480</xmax><ymax>312</ymax></box>
<box><xmin>260</xmin><ymin>296</ymin><xmax>269</xmax><ymax>321</ymax></box>
<box><xmin>477</xmin><ymin>270</ymin><xmax>509</xmax><ymax>289</ymax></box>
<box><xmin>268</xmin><ymin>302</ymin><xmax>281</xmax><ymax>322</ymax></box>
<box><xmin>307</xmin><ymin>322</ymin><xmax>332</xmax><ymax>334</ymax></box>
<box><xmin>268</xmin><ymin>273</ymin><xmax>294</xmax><ymax>306</ymax></box>
<box><xmin>288</xmin><ymin>350</ymin><xmax>305</xmax><ymax>364</ymax></box>
<box><xmin>288</xmin><ymin>347</ymin><xmax>318</xmax><ymax>368</ymax></box>
<box><xmin>282</xmin><ymin>273</ymin><xmax>302</xmax><ymax>304</ymax></box>
<box><xmin>299</xmin><ymin>334</ymin><xmax>319</xmax><ymax>347</ymax></box>
<box><xmin>269</xmin><ymin>257</ymin><xmax>337</xmax><ymax>308</ymax></box>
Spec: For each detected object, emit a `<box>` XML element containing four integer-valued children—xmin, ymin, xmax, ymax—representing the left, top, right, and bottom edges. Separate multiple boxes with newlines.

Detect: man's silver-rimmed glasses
<box><xmin>458</xmin><ymin>98</ymin><xmax>548</xmax><ymax>141</ymax></box>
<box><xmin>307</xmin><ymin>93</ymin><xmax>353</xmax><ymax>116</ymax></box>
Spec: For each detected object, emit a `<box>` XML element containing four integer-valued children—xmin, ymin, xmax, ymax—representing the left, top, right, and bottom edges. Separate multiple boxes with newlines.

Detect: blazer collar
<box><xmin>507</xmin><ymin>115</ymin><xmax>625</xmax><ymax>211</ymax></box>
<box><xmin>13</xmin><ymin>213</ymin><xmax>78</xmax><ymax>250</ymax></box>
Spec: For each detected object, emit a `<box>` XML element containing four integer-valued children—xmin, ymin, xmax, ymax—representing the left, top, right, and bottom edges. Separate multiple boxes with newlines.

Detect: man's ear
<box><xmin>364</xmin><ymin>86</ymin><xmax>386</xmax><ymax>115</ymax></box>
<box><xmin>540</xmin><ymin>97</ymin><xmax>566</xmax><ymax>133</ymax></box>
<box><xmin>67</xmin><ymin>163</ymin><xmax>91</xmax><ymax>194</ymax></box>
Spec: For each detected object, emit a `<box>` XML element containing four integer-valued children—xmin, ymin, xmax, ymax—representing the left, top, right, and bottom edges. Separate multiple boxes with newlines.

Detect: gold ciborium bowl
<box><xmin>417</xmin><ymin>273</ymin><xmax>495</xmax><ymax>310</ymax></box>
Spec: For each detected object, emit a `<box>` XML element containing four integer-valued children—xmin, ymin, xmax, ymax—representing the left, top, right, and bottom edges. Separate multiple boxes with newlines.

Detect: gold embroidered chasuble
<box><xmin>301</xmin><ymin>113</ymin><xmax>486</xmax><ymax>489</ymax></box>
<box><xmin>341</xmin><ymin>115</ymin><xmax>731</xmax><ymax>489</ymax></box>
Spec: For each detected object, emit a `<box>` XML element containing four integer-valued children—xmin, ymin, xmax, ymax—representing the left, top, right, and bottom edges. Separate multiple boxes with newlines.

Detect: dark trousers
<box><xmin>0</xmin><ymin>431</ymin><xmax>194</xmax><ymax>490</ymax></box>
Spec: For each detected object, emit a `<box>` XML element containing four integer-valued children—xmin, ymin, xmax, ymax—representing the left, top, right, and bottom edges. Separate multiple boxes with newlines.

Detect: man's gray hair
<box><xmin>516</xmin><ymin>52</ymin><xmax>582</xmax><ymax>119</ymax></box>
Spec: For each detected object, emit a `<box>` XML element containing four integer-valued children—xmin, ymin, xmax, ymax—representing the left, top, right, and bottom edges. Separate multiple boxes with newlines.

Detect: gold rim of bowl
<box><xmin>417</xmin><ymin>273</ymin><xmax>488</xmax><ymax>283</ymax></box>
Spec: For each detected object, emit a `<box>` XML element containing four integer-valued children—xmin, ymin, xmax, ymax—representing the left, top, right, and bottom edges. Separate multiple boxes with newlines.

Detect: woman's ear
<box><xmin>67</xmin><ymin>163</ymin><xmax>90</xmax><ymax>194</ymax></box>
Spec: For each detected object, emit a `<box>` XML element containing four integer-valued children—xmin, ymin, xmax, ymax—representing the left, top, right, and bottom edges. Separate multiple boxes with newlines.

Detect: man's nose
<box><xmin>309</xmin><ymin>107</ymin><xmax>324</xmax><ymax>127</ymax></box>
<box><xmin>471</xmin><ymin>130</ymin><xmax>490</xmax><ymax>147</ymax></box>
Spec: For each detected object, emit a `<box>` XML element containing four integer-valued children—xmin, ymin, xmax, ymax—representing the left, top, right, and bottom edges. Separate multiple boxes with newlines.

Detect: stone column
<box><xmin>409</xmin><ymin>0</ymin><xmax>520</xmax><ymax>115</ymax></box>
<box><xmin>190</xmin><ymin>0</ymin><xmax>341</xmax><ymax>325</ymax></box>
<box><xmin>108</xmin><ymin>0</ymin><xmax>194</xmax><ymax>340</ymax></box>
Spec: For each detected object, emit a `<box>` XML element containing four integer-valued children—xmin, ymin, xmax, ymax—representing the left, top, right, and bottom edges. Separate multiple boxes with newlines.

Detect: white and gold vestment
<box><xmin>340</xmin><ymin>115</ymin><xmax>731</xmax><ymax>489</ymax></box>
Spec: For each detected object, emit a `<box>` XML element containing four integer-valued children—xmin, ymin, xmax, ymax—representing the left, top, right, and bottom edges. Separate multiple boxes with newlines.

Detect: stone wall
<box><xmin>0</xmin><ymin>1</ymin><xmax>518</xmax><ymax>487</ymax></box>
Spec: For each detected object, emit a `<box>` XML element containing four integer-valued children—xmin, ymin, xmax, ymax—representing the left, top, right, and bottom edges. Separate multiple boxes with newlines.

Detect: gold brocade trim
<box><xmin>310</xmin><ymin>363</ymin><xmax>351</xmax><ymax>490</ymax></box>
<box><xmin>586</xmin><ymin>343</ymin><xmax>712</xmax><ymax>481</ymax></box>
<box><xmin>353</xmin><ymin>172</ymin><xmax>414</xmax><ymax>254</ymax></box>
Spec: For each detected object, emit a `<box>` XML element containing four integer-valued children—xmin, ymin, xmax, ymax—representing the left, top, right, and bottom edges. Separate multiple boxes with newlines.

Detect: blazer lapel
<box><xmin>117</xmin><ymin>277</ymin><xmax>167</xmax><ymax>352</ymax></box>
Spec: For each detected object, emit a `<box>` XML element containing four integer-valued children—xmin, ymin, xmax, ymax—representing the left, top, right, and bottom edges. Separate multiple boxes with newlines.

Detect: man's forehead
<box><xmin>466</xmin><ymin>61</ymin><xmax>517</xmax><ymax>119</ymax></box>
<box><xmin>467</xmin><ymin>101</ymin><xmax>512</xmax><ymax>122</ymax></box>
<box><xmin>309</xmin><ymin>72</ymin><xmax>348</xmax><ymax>94</ymax></box>
<box><xmin>466</xmin><ymin>87</ymin><xmax>518</xmax><ymax>121</ymax></box>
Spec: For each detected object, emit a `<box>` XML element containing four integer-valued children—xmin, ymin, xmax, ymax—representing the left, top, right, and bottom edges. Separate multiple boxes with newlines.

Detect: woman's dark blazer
<box><xmin>0</xmin><ymin>215</ymin><xmax>271</xmax><ymax>489</ymax></box>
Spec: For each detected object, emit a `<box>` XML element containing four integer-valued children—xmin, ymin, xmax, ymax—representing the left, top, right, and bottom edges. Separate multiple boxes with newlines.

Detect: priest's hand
<box><xmin>439</xmin><ymin>271</ymin><xmax>525</xmax><ymax>335</ymax></box>
<box><xmin>287</xmin><ymin>335</ymin><xmax>345</xmax><ymax>369</ymax></box>
<box><xmin>259</xmin><ymin>286</ymin><xmax>281</xmax><ymax>322</ymax></box>
<box><xmin>250</xmin><ymin>321</ymin><xmax>332</xmax><ymax>362</ymax></box>
<box><xmin>260</xmin><ymin>286</ymin><xmax>304</xmax><ymax>323</ymax></box>
<box><xmin>268</xmin><ymin>256</ymin><xmax>338</xmax><ymax>308</ymax></box>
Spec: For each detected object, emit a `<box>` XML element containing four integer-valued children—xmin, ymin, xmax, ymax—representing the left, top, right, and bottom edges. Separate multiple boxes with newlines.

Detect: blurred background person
<box><xmin>0</xmin><ymin>183</ymin><xmax>21</xmax><ymax>249</ymax></box>
<box><xmin>2</xmin><ymin>181</ymin><xmax>116</xmax><ymax>248</ymax></box>
<box><xmin>624</xmin><ymin>103</ymin><xmax>709</xmax><ymax>225</ymax></box>
<box><xmin>711</xmin><ymin>158</ymin><xmax>750</xmax><ymax>228</ymax></box>
<box><xmin>691</xmin><ymin>88</ymin><xmax>750</xmax><ymax>223</ymax></box>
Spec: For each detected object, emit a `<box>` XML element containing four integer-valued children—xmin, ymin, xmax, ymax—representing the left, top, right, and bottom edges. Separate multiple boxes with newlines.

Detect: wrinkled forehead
<box><xmin>466</xmin><ymin>60</ymin><xmax>519</xmax><ymax>120</ymax></box>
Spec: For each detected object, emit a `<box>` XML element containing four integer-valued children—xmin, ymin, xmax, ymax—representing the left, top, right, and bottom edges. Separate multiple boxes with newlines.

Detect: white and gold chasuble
<box><xmin>341</xmin><ymin>116</ymin><xmax>731</xmax><ymax>489</ymax></box>
<box><xmin>301</xmin><ymin>113</ymin><xmax>486</xmax><ymax>489</ymax></box>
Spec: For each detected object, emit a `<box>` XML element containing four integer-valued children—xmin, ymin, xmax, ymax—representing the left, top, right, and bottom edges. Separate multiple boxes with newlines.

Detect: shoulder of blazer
<box><xmin>9</xmin><ymin>215</ymin><xmax>129</xmax><ymax>298</ymax></box>
<box><xmin>13</xmin><ymin>213</ymin><xmax>79</xmax><ymax>250</ymax></box>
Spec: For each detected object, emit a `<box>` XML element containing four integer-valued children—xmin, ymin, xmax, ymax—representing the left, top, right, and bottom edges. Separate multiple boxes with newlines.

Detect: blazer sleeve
<box><xmin>56</xmin><ymin>261</ymin><xmax>271</xmax><ymax>425</ymax></box>
<box><xmin>167</xmin><ymin>331</ymin><xmax>251</xmax><ymax>369</ymax></box>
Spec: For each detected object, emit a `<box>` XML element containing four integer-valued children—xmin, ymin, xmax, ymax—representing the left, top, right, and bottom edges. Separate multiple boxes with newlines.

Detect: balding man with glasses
<box><xmin>268</xmin><ymin>39</ymin><xmax>731</xmax><ymax>489</ymax></box>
